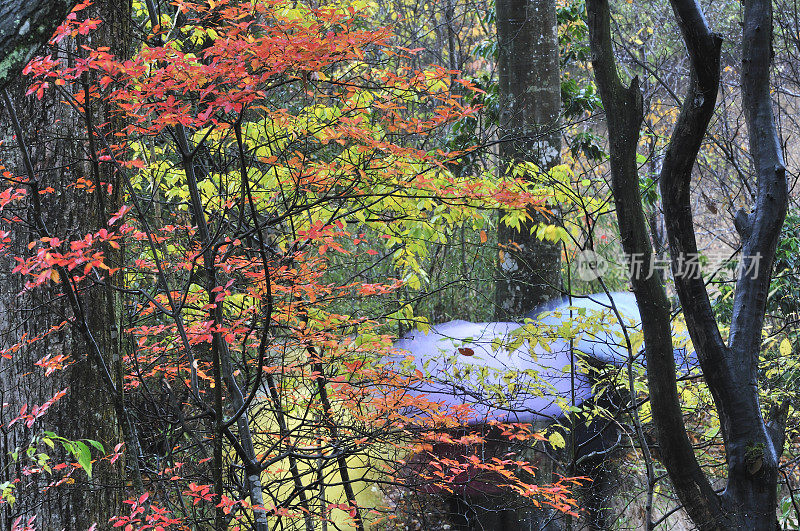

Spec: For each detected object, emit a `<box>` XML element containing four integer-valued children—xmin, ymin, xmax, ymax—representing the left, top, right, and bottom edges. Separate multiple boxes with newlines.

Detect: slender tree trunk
<box><xmin>586</xmin><ymin>0</ymin><xmax>788</xmax><ymax>528</ymax></box>
<box><xmin>494</xmin><ymin>0</ymin><xmax>562</xmax><ymax>319</ymax></box>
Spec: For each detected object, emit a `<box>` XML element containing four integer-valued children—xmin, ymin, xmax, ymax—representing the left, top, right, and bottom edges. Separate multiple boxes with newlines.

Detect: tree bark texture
<box><xmin>491</xmin><ymin>2</ymin><xmax>567</xmax><ymax>529</ymax></box>
<box><xmin>0</xmin><ymin>1</ymin><xmax>134</xmax><ymax>528</ymax></box>
<box><xmin>494</xmin><ymin>0</ymin><xmax>562</xmax><ymax>319</ymax></box>
<box><xmin>0</xmin><ymin>1</ymin><xmax>79</xmax><ymax>88</ymax></box>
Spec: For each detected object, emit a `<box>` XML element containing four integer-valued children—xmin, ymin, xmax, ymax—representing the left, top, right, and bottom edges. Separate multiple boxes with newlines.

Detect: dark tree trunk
<box><xmin>716</xmin><ymin>0</ymin><xmax>787</xmax><ymax>524</ymax></box>
<box><xmin>587</xmin><ymin>0</ymin><xmax>788</xmax><ymax>528</ymax></box>
<box><xmin>0</xmin><ymin>1</ymin><xmax>135</xmax><ymax>528</ymax></box>
<box><xmin>494</xmin><ymin>0</ymin><xmax>562</xmax><ymax>319</ymax></box>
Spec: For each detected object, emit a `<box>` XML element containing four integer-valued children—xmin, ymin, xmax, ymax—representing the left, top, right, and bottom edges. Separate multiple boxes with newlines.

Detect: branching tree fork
<box><xmin>587</xmin><ymin>0</ymin><xmax>788</xmax><ymax>528</ymax></box>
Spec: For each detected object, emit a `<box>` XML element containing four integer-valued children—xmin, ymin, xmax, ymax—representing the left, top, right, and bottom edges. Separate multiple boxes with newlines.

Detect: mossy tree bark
<box><xmin>494</xmin><ymin>0</ymin><xmax>562</xmax><ymax>319</ymax></box>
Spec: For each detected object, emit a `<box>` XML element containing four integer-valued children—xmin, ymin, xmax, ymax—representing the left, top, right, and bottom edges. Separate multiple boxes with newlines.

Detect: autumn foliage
<box><xmin>0</xmin><ymin>0</ymin><xmax>580</xmax><ymax>529</ymax></box>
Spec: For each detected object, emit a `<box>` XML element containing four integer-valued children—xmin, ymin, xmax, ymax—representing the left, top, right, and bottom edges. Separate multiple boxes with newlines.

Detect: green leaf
<box><xmin>75</xmin><ymin>441</ymin><xmax>93</xmax><ymax>478</ymax></box>
<box><xmin>86</xmin><ymin>439</ymin><xmax>105</xmax><ymax>454</ymax></box>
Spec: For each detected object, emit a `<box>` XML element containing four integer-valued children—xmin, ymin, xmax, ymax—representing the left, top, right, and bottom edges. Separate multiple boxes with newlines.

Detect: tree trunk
<box><xmin>490</xmin><ymin>2</ymin><xmax>566</xmax><ymax>530</ymax></box>
<box><xmin>586</xmin><ymin>0</ymin><xmax>788</xmax><ymax>528</ymax></box>
<box><xmin>0</xmin><ymin>2</ymin><xmax>134</xmax><ymax>528</ymax></box>
<box><xmin>0</xmin><ymin>1</ymin><xmax>79</xmax><ymax>88</ymax></box>
<box><xmin>494</xmin><ymin>0</ymin><xmax>562</xmax><ymax>319</ymax></box>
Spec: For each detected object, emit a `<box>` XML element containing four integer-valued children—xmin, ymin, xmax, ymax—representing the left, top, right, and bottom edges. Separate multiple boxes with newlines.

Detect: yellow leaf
<box><xmin>780</xmin><ymin>338</ymin><xmax>792</xmax><ymax>357</ymax></box>
<box><xmin>549</xmin><ymin>431</ymin><xmax>566</xmax><ymax>450</ymax></box>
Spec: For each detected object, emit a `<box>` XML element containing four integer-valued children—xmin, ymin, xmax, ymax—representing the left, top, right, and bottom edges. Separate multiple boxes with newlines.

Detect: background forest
<box><xmin>0</xmin><ymin>0</ymin><xmax>795</xmax><ymax>529</ymax></box>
